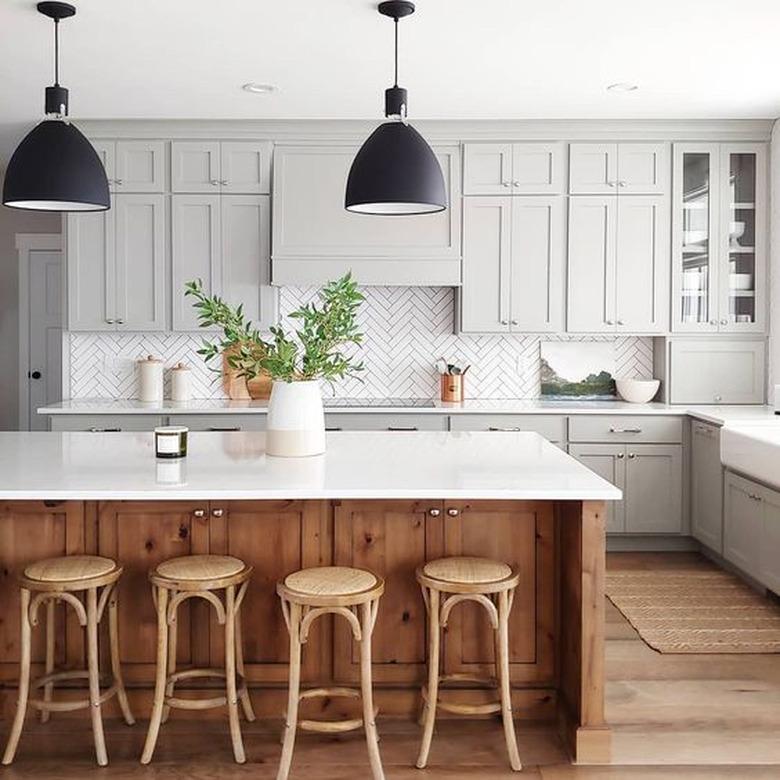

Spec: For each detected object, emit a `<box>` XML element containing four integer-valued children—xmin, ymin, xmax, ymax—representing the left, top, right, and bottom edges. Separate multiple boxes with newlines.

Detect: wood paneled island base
<box><xmin>0</xmin><ymin>497</ymin><xmax>608</xmax><ymax>764</ymax></box>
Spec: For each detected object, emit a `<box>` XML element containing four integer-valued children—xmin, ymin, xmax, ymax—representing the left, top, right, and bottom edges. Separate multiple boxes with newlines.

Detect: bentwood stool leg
<box><xmin>235</xmin><ymin>607</ymin><xmax>256</xmax><ymax>722</ymax></box>
<box><xmin>416</xmin><ymin>587</ymin><xmax>440</xmax><ymax>769</ymax></box>
<box><xmin>277</xmin><ymin>601</ymin><xmax>302</xmax><ymax>780</ymax></box>
<box><xmin>360</xmin><ymin>600</ymin><xmax>385</xmax><ymax>780</ymax></box>
<box><xmin>86</xmin><ymin>588</ymin><xmax>108</xmax><ymax>767</ymax></box>
<box><xmin>108</xmin><ymin>588</ymin><xmax>135</xmax><ymax>726</ymax></box>
<box><xmin>40</xmin><ymin>599</ymin><xmax>55</xmax><ymax>724</ymax></box>
<box><xmin>141</xmin><ymin>585</ymin><xmax>169</xmax><ymax>765</ymax></box>
<box><xmin>224</xmin><ymin>585</ymin><xmax>246</xmax><ymax>764</ymax></box>
<box><xmin>161</xmin><ymin>591</ymin><xmax>178</xmax><ymax>725</ymax></box>
<box><xmin>497</xmin><ymin>589</ymin><xmax>521</xmax><ymax>771</ymax></box>
<box><xmin>2</xmin><ymin>588</ymin><xmax>32</xmax><ymax>766</ymax></box>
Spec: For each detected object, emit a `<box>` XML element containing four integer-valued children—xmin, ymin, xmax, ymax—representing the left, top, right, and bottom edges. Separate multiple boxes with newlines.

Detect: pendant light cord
<box><xmin>53</xmin><ymin>18</ymin><xmax>59</xmax><ymax>86</ymax></box>
<box><xmin>393</xmin><ymin>17</ymin><xmax>398</xmax><ymax>87</ymax></box>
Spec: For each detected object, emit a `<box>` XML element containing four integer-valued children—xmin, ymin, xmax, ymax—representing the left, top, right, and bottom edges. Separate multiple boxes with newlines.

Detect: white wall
<box><xmin>0</xmin><ymin>200</ymin><xmax>61</xmax><ymax>429</ymax></box>
<box><xmin>771</xmin><ymin>120</ymin><xmax>780</xmax><ymax>398</ymax></box>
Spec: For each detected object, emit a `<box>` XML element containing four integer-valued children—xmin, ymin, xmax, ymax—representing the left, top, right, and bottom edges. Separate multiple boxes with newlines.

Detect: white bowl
<box><xmin>615</xmin><ymin>378</ymin><xmax>660</xmax><ymax>404</ymax></box>
<box><xmin>729</xmin><ymin>273</ymin><xmax>753</xmax><ymax>290</ymax></box>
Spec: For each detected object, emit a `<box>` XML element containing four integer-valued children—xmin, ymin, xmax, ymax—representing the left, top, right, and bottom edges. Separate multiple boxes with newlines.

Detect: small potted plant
<box><xmin>185</xmin><ymin>273</ymin><xmax>364</xmax><ymax>457</ymax></box>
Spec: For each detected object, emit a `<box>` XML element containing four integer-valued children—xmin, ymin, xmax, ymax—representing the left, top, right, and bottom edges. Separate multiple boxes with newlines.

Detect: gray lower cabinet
<box><xmin>691</xmin><ymin>420</ymin><xmax>724</xmax><ymax>552</ymax></box>
<box><xmin>324</xmin><ymin>414</ymin><xmax>447</xmax><ymax>432</ymax></box>
<box><xmin>570</xmin><ymin>442</ymin><xmax>683</xmax><ymax>534</ymax></box>
<box><xmin>448</xmin><ymin>414</ymin><xmax>565</xmax><ymax>444</ymax></box>
<box><xmin>172</xmin><ymin>414</ymin><xmax>266</xmax><ymax>432</ymax></box>
<box><xmin>48</xmin><ymin>415</ymin><xmax>163</xmax><ymax>432</ymax></box>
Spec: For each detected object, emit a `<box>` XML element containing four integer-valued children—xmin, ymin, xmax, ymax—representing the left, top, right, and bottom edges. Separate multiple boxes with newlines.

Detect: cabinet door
<box><xmin>724</xmin><ymin>471</ymin><xmax>763</xmax><ymax>575</ymax></box>
<box><xmin>66</xmin><ymin>209</ymin><xmax>116</xmax><ymax>331</ymax></box>
<box><xmin>616</xmin><ymin>143</ymin><xmax>668</xmax><ymax>195</ymax></box>
<box><xmin>672</xmin><ymin>144</ymin><xmax>720</xmax><ymax>332</ymax></box>
<box><xmin>89</xmin><ymin>139</ymin><xmax>116</xmax><ymax>190</ymax></box>
<box><xmin>0</xmin><ymin>502</ymin><xmax>87</xmax><ymax>682</ymax></box>
<box><xmin>221</xmin><ymin>195</ymin><xmax>277</xmax><ymax>330</ymax></box>
<box><xmin>114</xmin><ymin>194</ymin><xmax>166</xmax><ymax>330</ymax></box>
<box><xmin>460</xmin><ymin>196</ymin><xmax>511</xmax><ymax>333</ymax></box>
<box><xmin>569</xmin><ymin>143</ymin><xmax>618</xmax><ymax>194</ymax></box>
<box><xmin>440</xmin><ymin>500</ymin><xmax>555</xmax><ymax>685</ymax></box>
<box><xmin>511</xmin><ymin>143</ymin><xmax>565</xmax><ymax>194</ymax></box>
<box><xmin>690</xmin><ymin>421</ymin><xmax>723</xmax><ymax>553</ymax></box>
<box><xmin>615</xmin><ymin>196</ymin><xmax>669</xmax><ymax>333</ymax></box>
<box><xmin>220</xmin><ymin>141</ymin><xmax>272</xmax><ymax>194</ymax></box>
<box><xmin>509</xmin><ymin>196</ymin><xmax>564</xmax><ymax>332</ymax></box>
<box><xmin>462</xmin><ymin>143</ymin><xmax>513</xmax><ymax>195</ymax></box>
<box><xmin>172</xmin><ymin>194</ymin><xmax>221</xmax><ymax>330</ymax></box>
<box><xmin>718</xmin><ymin>144</ymin><xmax>767</xmax><ymax>334</ymax></box>
<box><xmin>171</xmin><ymin>141</ymin><xmax>221</xmax><ymax>193</ymax></box>
<box><xmin>624</xmin><ymin>445</ymin><xmax>683</xmax><ymax>533</ymax></box>
<box><xmin>114</xmin><ymin>140</ymin><xmax>166</xmax><ymax>193</ymax></box>
<box><xmin>209</xmin><ymin>501</ymin><xmax>328</xmax><ymax>683</ymax></box>
<box><xmin>334</xmin><ymin>501</ymin><xmax>442</xmax><ymax>684</ymax></box>
<box><xmin>567</xmin><ymin>197</ymin><xmax>617</xmax><ymax>332</ymax></box>
<box><xmin>98</xmin><ymin>501</ymin><xmax>210</xmax><ymax>682</ymax></box>
<box><xmin>759</xmin><ymin>486</ymin><xmax>780</xmax><ymax>595</ymax></box>
<box><xmin>568</xmin><ymin>444</ymin><xmax>626</xmax><ymax>533</ymax></box>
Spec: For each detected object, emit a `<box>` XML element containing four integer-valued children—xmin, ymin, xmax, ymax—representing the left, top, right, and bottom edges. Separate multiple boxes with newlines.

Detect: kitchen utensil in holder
<box><xmin>440</xmin><ymin>373</ymin><xmax>464</xmax><ymax>403</ymax></box>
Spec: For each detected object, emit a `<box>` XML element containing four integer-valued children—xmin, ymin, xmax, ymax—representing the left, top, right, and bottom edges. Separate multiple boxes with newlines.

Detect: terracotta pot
<box><xmin>221</xmin><ymin>347</ymin><xmax>273</xmax><ymax>400</ymax></box>
<box><xmin>246</xmin><ymin>373</ymin><xmax>273</xmax><ymax>400</ymax></box>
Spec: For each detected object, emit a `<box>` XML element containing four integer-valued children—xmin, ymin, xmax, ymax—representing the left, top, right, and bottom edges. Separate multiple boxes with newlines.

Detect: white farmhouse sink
<box><xmin>721</xmin><ymin>423</ymin><xmax>780</xmax><ymax>490</ymax></box>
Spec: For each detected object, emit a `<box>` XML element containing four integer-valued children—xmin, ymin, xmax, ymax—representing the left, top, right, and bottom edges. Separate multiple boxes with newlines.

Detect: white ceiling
<box><xmin>2</xmin><ymin>0</ymin><xmax>780</xmax><ymax>164</ymax></box>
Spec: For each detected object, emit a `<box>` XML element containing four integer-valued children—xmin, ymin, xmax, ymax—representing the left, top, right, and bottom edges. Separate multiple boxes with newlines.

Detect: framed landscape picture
<box><xmin>540</xmin><ymin>342</ymin><xmax>616</xmax><ymax>399</ymax></box>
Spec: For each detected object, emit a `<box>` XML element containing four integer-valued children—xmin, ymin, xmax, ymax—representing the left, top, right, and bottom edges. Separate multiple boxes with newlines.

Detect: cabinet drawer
<box><xmin>173</xmin><ymin>414</ymin><xmax>266</xmax><ymax>432</ymax></box>
<box><xmin>449</xmin><ymin>414</ymin><xmax>565</xmax><ymax>442</ymax></box>
<box><xmin>324</xmin><ymin>414</ymin><xmax>447</xmax><ymax>432</ymax></box>
<box><xmin>568</xmin><ymin>415</ymin><xmax>682</xmax><ymax>443</ymax></box>
<box><xmin>49</xmin><ymin>415</ymin><xmax>163</xmax><ymax>432</ymax></box>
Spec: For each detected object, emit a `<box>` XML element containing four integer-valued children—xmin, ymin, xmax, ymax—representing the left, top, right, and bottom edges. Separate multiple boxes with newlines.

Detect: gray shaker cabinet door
<box><xmin>568</xmin><ymin>443</ymin><xmax>626</xmax><ymax>533</ymax></box>
<box><xmin>624</xmin><ymin>444</ymin><xmax>683</xmax><ymax>534</ymax></box>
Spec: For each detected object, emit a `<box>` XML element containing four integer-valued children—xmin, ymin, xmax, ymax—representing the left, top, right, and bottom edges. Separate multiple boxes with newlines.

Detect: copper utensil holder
<box><xmin>440</xmin><ymin>374</ymin><xmax>464</xmax><ymax>403</ymax></box>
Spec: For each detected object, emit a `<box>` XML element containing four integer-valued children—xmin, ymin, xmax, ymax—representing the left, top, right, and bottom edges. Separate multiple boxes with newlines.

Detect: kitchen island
<box><xmin>0</xmin><ymin>430</ymin><xmax>619</xmax><ymax>763</ymax></box>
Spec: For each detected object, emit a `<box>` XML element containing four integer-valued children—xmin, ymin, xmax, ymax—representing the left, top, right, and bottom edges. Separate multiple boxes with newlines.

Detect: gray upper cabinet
<box><xmin>460</xmin><ymin>195</ymin><xmax>564</xmax><ymax>333</ymax></box>
<box><xmin>462</xmin><ymin>142</ymin><xmax>565</xmax><ymax>195</ymax></box>
<box><xmin>171</xmin><ymin>141</ymin><xmax>271</xmax><ymax>194</ymax></box>
<box><xmin>67</xmin><ymin>194</ymin><xmax>166</xmax><ymax>331</ymax></box>
<box><xmin>89</xmin><ymin>139</ymin><xmax>166</xmax><ymax>193</ymax></box>
<box><xmin>569</xmin><ymin>143</ymin><xmax>668</xmax><ymax>195</ymax></box>
<box><xmin>271</xmin><ymin>144</ymin><xmax>461</xmax><ymax>286</ymax></box>
<box><xmin>567</xmin><ymin>195</ymin><xmax>669</xmax><ymax>333</ymax></box>
<box><xmin>172</xmin><ymin>194</ymin><xmax>275</xmax><ymax>331</ymax></box>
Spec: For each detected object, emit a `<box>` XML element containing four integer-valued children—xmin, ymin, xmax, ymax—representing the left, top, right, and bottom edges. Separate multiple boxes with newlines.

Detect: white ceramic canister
<box><xmin>266</xmin><ymin>380</ymin><xmax>326</xmax><ymax>457</ymax></box>
<box><xmin>137</xmin><ymin>355</ymin><xmax>164</xmax><ymax>403</ymax></box>
<box><xmin>170</xmin><ymin>362</ymin><xmax>191</xmax><ymax>401</ymax></box>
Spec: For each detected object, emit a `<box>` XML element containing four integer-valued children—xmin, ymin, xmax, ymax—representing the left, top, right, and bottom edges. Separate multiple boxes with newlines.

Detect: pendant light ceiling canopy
<box><xmin>345</xmin><ymin>1</ymin><xmax>447</xmax><ymax>216</ymax></box>
<box><xmin>3</xmin><ymin>2</ymin><xmax>109</xmax><ymax>213</ymax></box>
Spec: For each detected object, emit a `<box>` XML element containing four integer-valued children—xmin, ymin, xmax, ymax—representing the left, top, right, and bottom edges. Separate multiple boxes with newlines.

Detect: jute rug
<box><xmin>606</xmin><ymin>568</ymin><xmax>780</xmax><ymax>653</ymax></box>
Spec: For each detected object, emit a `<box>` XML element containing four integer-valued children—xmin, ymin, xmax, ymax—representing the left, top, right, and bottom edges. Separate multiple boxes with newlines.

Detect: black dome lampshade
<box><xmin>3</xmin><ymin>2</ymin><xmax>110</xmax><ymax>212</ymax></box>
<box><xmin>345</xmin><ymin>1</ymin><xmax>446</xmax><ymax>216</ymax></box>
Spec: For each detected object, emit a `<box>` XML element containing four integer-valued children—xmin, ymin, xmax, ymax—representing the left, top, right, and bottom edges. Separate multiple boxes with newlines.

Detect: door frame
<box><xmin>17</xmin><ymin>233</ymin><xmax>64</xmax><ymax>430</ymax></box>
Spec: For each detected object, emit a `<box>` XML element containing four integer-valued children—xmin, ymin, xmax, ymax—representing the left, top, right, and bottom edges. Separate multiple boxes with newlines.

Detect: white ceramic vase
<box><xmin>265</xmin><ymin>380</ymin><xmax>326</xmax><ymax>457</ymax></box>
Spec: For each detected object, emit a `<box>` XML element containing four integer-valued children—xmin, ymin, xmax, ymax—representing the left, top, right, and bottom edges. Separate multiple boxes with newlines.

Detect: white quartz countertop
<box><xmin>0</xmin><ymin>431</ymin><xmax>621</xmax><ymax>502</ymax></box>
<box><xmin>38</xmin><ymin>398</ymin><xmax>778</xmax><ymax>427</ymax></box>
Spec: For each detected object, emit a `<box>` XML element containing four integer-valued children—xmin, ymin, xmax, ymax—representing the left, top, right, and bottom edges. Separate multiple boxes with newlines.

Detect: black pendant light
<box><xmin>345</xmin><ymin>1</ymin><xmax>446</xmax><ymax>216</ymax></box>
<box><xmin>3</xmin><ymin>2</ymin><xmax>109</xmax><ymax>212</ymax></box>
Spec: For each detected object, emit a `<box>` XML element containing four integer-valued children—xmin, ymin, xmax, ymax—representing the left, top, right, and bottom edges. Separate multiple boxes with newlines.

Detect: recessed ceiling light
<box><xmin>242</xmin><ymin>83</ymin><xmax>277</xmax><ymax>94</ymax></box>
<box><xmin>607</xmin><ymin>82</ymin><xmax>639</xmax><ymax>93</ymax></box>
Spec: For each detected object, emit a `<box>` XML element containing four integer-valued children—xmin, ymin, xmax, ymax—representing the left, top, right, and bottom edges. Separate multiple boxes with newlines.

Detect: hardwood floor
<box><xmin>3</xmin><ymin>552</ymin><xmax>780</xmax><ymax>778</ymax></box>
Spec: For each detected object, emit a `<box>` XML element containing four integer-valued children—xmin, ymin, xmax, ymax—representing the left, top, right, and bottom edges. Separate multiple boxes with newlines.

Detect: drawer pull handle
<box><xmin>609</xmin><ymin>427</ymin><xmax>642</xmax><ymax>434</ymax></box>
<box><xmin>207</xmin><ymin>426</ymin><xmax>241</xmax><ymax>432</ymax></box>
<box><xmin>749</xmin><ymin>493</ymin><xmax>763</xmax><ymax>502</ymax></box>
<box><xmin>489</xmin><ymin>426</ymin><xmax>523</xmax><ymax>432</ymax></box>
<box><xmin>387</xmin><ymin>426</ymin><xmax>418</xmax><ymax>431</ymax></box>
<box><xmin>325</xmin><ymin>427</ymin><xmax>343</xmax><ymax>432</ymax></box>
<box><xmin>88</xmin><ymin>427</ymin><xmax>121</xmax><ymax>432</ymax></box>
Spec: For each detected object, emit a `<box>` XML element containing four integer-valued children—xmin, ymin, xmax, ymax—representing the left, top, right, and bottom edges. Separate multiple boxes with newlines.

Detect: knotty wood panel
<box><xmin>209</xmin><ymin>500</ymin><xmax>331</xmax><ymax>683</ymax></box>
<box><xmin>441</xmin><ymin>500</ymin><xmax>556</xmax><ymax>685</ymax></box>
<box><xmin>334</xmin><ymin>500</ymin><xmax>444</xmax><ymax>684</ymax></box>
<box><xmin>97</xmin><ymin>500</ymin><xmax>208</xmax><ymax>683</ymax></box>
<box><xmin>0</xmin><ymin>501</ymin><xmax>87</xmax><ymax>682</ymax></box>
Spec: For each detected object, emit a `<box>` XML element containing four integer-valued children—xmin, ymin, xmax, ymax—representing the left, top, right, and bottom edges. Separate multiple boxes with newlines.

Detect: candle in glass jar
<box><xmin>155</xmin><ymin>426</ymin><xmax>188</xmax><ymax>459</ymax></box>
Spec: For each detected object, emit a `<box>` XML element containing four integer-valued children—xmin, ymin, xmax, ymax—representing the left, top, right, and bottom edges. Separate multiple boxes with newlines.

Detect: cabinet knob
<box><xmin>511</xmin><ymin>319</ymin><xmax>518</xmax><ymax>325</ymax></box>
<box><xmin>628</xmin><ymin>453</ymin><xmax>636</xmax><ymax>459</ymax></box>
<box><xmin>502</xmin><ymin>181</ymin><xmax>511</xmax><ymax>188</ymax></box>
<box><xmin>105</xmin><ymin>318</ymin><xmax>115</xmax><ymax>324</ymax></box>
<box><xmin>116</xmin><ymin>318</ymin><xmax>124</xmax><ymax>325</ymax></box>
<box><xmin>500</xmin><ymin>319</ymin><xmax>509</xmax><ymax>325</ymax></box>
<box><xmin>447</xmin><ymin>507</ymin><xmax>460</xmax><ymax>517</ymax></box>
<box><xmin>220</xmin><ymin>180</ymin><xmax>229</xmax><ymax>186</ymax></box>
<box><xmin>114</xmin><ymin>178</ymin><xmax>123</xmax><ymax>185</ymax></box>
<box><xmin>193</xmin><ymin>508</ymin><xmax>206</xmax><ymax>518</ymax></box>
<box><xmin>512</xmin><ymin>181</ymin><xmax>521</xmax><ymax>187</ymax></box>
<box><xmin>714</xmin><ymin>394</ymin><xmax>722</xmax><ymax>403</ymax></box>
<box><xmin>617</xmin><ymin>452</ymin><xmax>625</xmax><ymax>459</ymax></box>
<box><xmin>212</xmin><ymin>508</ymin><xmax>224</xmax><ymax>518</ymax></box>
<box><xmin>606</xmin><ymin>320</ymin><xmax>614</xmax><ymax>326</ymax></box>
<box><xmin>607</xmin><ymin>181</ymin><xmax>616</xmax><ymax>187</ymax></box>
<box><xmin>709</xmin><ymin>319</ymin><xmax>718</xmax><ymax>326</ymax></box>
<box><xmin>720</xmin><ymin>318</ymin><xmax>728</xmax><ymax>326</ymax></box>
<box><xmin>617</xmin><ymin>319</ymin><xmax>624</xmax><ymax>326</ymax></box>
<box><xmin>618</xmin><ymin>180</ymin><xmax>626</xmax><ymax>187</ymax></box>
<box><xmin>210</xmin><ymin>179</ymin><xmax>220</xmax><ymax>186</ymax></box>
<box><xmin>428</xmin><ymin>508</ymin><xmax>441</xmax><ymax>517</ymax></box>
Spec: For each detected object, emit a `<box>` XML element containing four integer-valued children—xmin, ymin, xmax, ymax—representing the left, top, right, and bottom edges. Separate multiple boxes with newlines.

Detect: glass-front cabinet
<box><xmin>672</xmin><ymin>143</ymin><xmax>767</xmax><ymax>333</ymax></box>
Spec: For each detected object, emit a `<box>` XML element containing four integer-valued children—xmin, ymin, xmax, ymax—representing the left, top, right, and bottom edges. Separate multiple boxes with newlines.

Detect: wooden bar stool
<box><xmin>276</xmin><ymin>566</ymin><xmax>385</xmax><ymax>780</ymax></box>
<box><xmin>141</xmin><ymin>554</ymin><xmax>254</xmax><ymax>765</ymax></box>
<box><xmin>2</xmin><ymin>555</ymin><xmax>134</xmax><ymax>767</ymax></box>
<box><xmin>416</xmin><ymin>556</ymin><xmax>522</xmax><ymax>772</ymax></box>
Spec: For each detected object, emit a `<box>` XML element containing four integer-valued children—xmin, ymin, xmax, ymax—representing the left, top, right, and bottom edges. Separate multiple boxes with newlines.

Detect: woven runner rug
<box><xmin>606</xmin><ymin>568</ymin><xmax>780</xmax><ymax>653</ymax></box>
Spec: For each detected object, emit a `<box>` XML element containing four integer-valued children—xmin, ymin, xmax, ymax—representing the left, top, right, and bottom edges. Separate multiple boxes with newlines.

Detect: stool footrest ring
<box><xmin>163</xmin><ymin>668</ymin><xmax>247</xmax><ymax>712</ymax></box>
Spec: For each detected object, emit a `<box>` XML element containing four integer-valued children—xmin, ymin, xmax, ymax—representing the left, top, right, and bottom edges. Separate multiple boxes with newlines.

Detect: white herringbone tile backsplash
<box><xmin>68</xmin><ymin>288</ymin><xmax>654</xmax><ymax>400</ymax></box>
